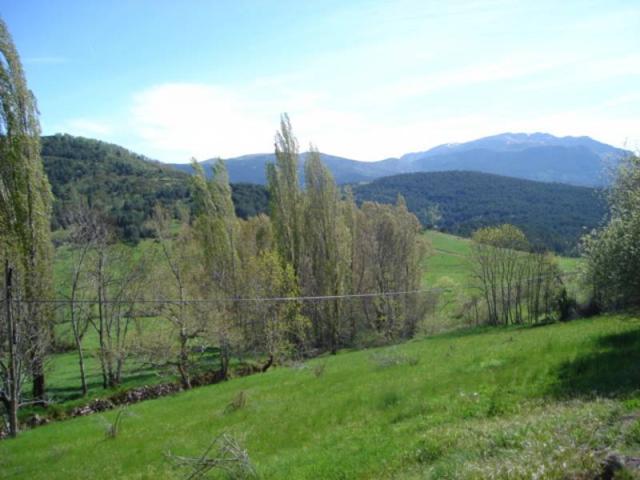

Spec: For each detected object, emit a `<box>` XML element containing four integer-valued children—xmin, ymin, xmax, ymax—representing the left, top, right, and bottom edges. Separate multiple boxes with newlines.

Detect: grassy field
<box><xmin>3</xmin><ymin>314</ymin><xmax>640</xmax><ymax>479</ymax></box>
<box><xmin>423</xmin><ymin>230</ymin><xmax>581</xmax><ymax>286</ymax></box>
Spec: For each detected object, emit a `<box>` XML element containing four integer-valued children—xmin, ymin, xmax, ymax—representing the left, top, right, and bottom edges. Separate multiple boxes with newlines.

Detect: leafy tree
<box><xmin>191</xmin><ymin>159</ymin><xmax>242</xmax><ymax>378</ymax></box>
<box><xmin>0</xmin><ymin>17</ymin><xmax>53</xmax><ymax>434</ymax></box>
<box><xmin>471</xmin><ymin>224</ymin><xmax>562</xmax><ymax>325</ymax></box>
<box><xmin>357</xmin><ymin>198</ymin><xmax>429</xmax><ymax>339</ymax></box>
<box><xmin>136</xmin><ymin>207</ymin><xmax>209</xmax><ymax>389</ymax></box>
<box><xmin>302</xmin><ymin>148</ymin><xmax>350</xmax><ymax>353</ymax></box>
<box><xmin>267</xmin><ymin>114</ymin><xmax>304</xmax><ymax>276</ymax></box>
<box><xmin>582</xmin><ymin>154</ymin><xmax>640</xmax><ymax>309</ymax></box>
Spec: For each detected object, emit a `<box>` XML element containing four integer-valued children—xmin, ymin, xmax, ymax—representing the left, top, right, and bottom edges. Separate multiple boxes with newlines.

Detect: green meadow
<box><xmin>3</xmin><ymin>314</ymin><xmax>640</xmax><ymax>479</ymax></box>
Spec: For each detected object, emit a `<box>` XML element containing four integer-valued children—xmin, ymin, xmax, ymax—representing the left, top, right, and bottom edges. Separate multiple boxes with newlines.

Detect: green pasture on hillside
<box><xmin>4</xmin><ymin>314</ymin><xmax>640</xmax><ymax>479</ymax></box>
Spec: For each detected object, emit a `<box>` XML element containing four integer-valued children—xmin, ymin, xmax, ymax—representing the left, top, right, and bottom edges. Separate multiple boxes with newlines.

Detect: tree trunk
<box><xmin>219</xmin><ymin>337</ymin><xmax>230</xmax><ymax>380</ymax></box>
<box><xmin>178</xmin><ymin>329</ymin><xmax>191</xmax><ymax>389</ymax></box>
<box><xmin>31</xmin><ymin>363</ymin><xmax>45</xmax><ymax>405</ymax></box>
<box><xmin>97</xmin><ymin>253</ymin><xmax>108</xmax><ymax>389</ymax></box>
<box><xmin>78</xmin><ymin>346</ymin><xmax>88</xmax><ymax>396</ymax></box>
<box><xmin>5</xmin><ymin>261</ymin><xmax>19</xmax><ymax>437</ymax></box>
<box><xmin>7</xmin><ymin>395</ymin><xmax>18</xmax><ymax>438</ymax></box>
<box><xmin>71</xmin><ymin>307</ymin><xmax>88</xmax><ymax>396</ymax></box>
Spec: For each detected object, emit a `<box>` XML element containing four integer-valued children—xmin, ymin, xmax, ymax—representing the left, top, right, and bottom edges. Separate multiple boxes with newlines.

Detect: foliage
<box><xmin>300</xmin><ymin>148</ymin><xmax>350</xmax><ymax>353</ymax></box>
<box><xmin>266</xmin><ymin>117</ymin><xmax>430</xmax><ymax>352</ymax></box>
<box><xmin>470</xmin><ymin>224</ymin><xmax>564</xmax><ymax>325</ymax></box>
<box><xmin>267</xmin><ymin>113</ymin><xmax>305</xmax><ymax>276</ymax></box>
<box><xmin>0</xmin><ymin>16</ymin><xmax>54</xmax><ymax>434</ymax></box>
<box><xmin>354</xmin><ymin>198</ymin><xmax>430</xmax><ymax>340</ymax></box>
<box><xmin>353</xmin><ymin>170</ymin><xmax>607</xmax><ymax>255</ymax></box>
<box><xmin>582</xmin><ymin>155</ymin><xmax>640</xmax><ymax>309</ymax></box>
<box><xmin>42</xmin><ymin>134</ymin><xmax>268</xmax><ymax>243</ymax></box>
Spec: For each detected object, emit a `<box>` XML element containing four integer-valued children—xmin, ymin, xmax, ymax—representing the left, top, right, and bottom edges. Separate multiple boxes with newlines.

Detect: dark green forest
<box><xmin>352</xmin><ymin>170</ymin><xmax>607</xmax><ymax>254</ymax></box>
<box><xmin>42</xmin><ymin>134</ymin><xmax>268</xmax><ymax>242</ymax></box>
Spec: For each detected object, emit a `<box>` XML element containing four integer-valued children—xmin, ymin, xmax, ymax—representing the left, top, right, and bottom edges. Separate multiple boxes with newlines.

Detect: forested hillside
<box><xmin>42</xmin><ymin>135</ymin><xmax>268</xmax><ymax>241</ymax></box>
<box><xmin>43</xmin><ymin>134</ymin><xmax>191</xmax><ymax>242</ymax></box>
<box><xmin>353</xmin><ymin>171</ymin><xmax>607</xmax><ymax>254</ymax></box>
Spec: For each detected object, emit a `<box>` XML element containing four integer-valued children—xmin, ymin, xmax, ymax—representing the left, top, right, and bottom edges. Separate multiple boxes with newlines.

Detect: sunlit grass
<box><xmin>4</xmin><ymin>314</ymin><xmax>640</xmax><ymax>479</ymax></box>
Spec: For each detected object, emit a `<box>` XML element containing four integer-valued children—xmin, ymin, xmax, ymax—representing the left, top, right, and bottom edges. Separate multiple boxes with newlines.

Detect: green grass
<box><xmin>423</xmin><ymin>230</ymin><xmax>473</xmax><ymax>287</ymax></box>
<box><xmin>4</xmin><ymin>314</ymin><xmax>640</xmax><ymax>479</ymax></box>
<box><xmin>423</xmin><ymin>230</ymin><xmax>581</xmax><ymax>286</ymax></box>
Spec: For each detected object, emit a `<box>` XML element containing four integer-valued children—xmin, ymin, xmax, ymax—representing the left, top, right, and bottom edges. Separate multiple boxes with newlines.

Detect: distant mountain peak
<box><xmin>152</xmin><ymin>131</ymin><xmax>630</xmax><ymax>187</ymax></box>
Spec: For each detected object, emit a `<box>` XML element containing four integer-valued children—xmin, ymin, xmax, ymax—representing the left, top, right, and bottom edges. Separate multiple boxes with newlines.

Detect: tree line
<box><xmin>468</xmin><ymin>224</ymin><xmax>567</xmax><ymax>326</ymax></box>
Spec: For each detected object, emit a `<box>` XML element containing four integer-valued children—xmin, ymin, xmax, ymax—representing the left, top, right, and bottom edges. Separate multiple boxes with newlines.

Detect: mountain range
<box><xmin>169</xmin><ymin>132</ymin><xmax>630</xmax><ymax>187</ymax></box>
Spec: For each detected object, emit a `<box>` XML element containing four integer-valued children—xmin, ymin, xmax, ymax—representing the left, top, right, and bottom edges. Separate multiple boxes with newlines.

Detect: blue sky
<box><xmin>2</xmin><ymin>0</ymin><xmax>639</xmax><ymax>162</ymax></box>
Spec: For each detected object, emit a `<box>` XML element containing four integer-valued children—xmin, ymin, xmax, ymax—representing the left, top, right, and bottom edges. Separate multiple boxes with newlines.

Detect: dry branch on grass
<box><xmin>224</xmin><ymin>391</ymin><xmax>248</xmax><ymax>414</ymax></box>
<box><xmin>167</xmin><ymin>433</ymin><xmax>255</xmax><ymax>480</ymax></box>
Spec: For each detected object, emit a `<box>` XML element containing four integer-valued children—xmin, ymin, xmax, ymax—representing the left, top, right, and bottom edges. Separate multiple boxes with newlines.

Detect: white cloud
<box><xmin>129</xmin><ymin>83</ymin><xmax>276</xmax><ymax>161</ymax></box>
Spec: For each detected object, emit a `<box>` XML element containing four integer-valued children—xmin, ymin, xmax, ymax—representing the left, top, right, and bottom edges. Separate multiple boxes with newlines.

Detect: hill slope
<box><xmin>43</xmin><ymin>134</ymin><xmax>192</xmax><ymax>241</ymax></box>
<box><xmin>42</xmin><ymin>135</ymin><xmax>268</xmax><ymax>241</ymax></box>
<box><xmin>353</xmin><ymin>171</ymin><xmax>607</xmax><ymax>254</ymax></box>
<box><xmin>3</xmin><ymin>315</ymin><xmax>640</xmax><ymax>479</ymax></box>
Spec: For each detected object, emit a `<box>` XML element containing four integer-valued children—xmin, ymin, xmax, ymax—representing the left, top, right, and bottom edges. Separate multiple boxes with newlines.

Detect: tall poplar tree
<box><xmin>267</xmin><ymin>113</ymin><xmax>304</xmax><ymax>276</ymax></box>
<box><xmin>191</xmin><ymin>159</ymin><xmax>241</xmax><ymax>378</ymax></box>
<box><xmin>0</xmin><ymin>17</ymin><xmax>53</xmax><ymax>434</ymax></box>
<box><xmin>303</xmin><ymin>148</ymin><xmax>349</xmax><ymax>352</ymax></box>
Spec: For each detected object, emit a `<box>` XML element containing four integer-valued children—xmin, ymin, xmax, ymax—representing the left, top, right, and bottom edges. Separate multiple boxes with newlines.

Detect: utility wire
<box><xmin>0</xmin><ymin>270</ymin><xmax>579</xmax><ymax>306</ymax></box>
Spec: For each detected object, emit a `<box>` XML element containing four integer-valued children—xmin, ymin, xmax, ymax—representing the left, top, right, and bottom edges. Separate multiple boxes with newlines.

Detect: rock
<box><xmin>600</xmin><ymin>453</ymin><xmax>640</xmax><ymax>479</ymax></box>
<box><xmin>26</xmin><ymin>414</ymin><xmax>50</xmax><ymax>428</ymax></box>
